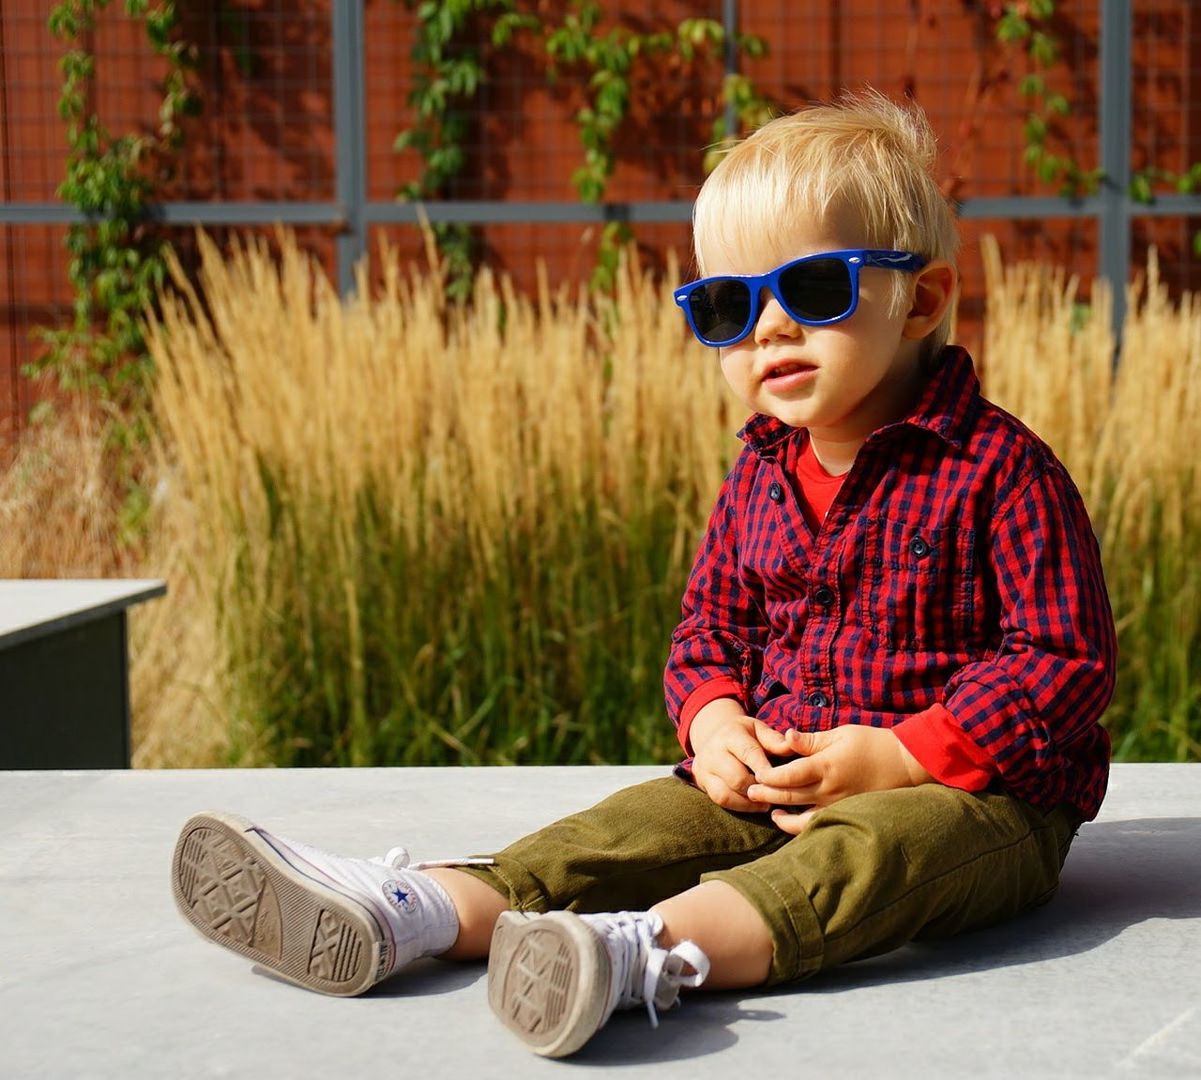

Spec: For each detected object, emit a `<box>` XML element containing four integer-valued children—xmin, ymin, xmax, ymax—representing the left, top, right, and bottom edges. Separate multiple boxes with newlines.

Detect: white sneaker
<box><xmin>487</xmin><ymin>909</ymin><xmax>709</xmax><ymax>1057</ymax></box>
<box><xmin>171</xmin><ymin>810</ymin><xmax>491</xmax><ymax>996</ymax></box>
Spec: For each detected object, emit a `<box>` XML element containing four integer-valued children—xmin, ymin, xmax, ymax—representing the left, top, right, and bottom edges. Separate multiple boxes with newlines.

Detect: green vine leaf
<box><xmin>1018</xmin><ymin>73</ymin><xmax>1044</xmax><ymax>97</ymax></box>
<box><xmin>1129</xmin><ymin>173</ymin><xmax>1154</xmax><ymax>204</ymax></box>
<box><xmin>1028</xmin><ymin>30</ymin><xmax>1058</xmax><ymax>65</ymax></box>
<box><xmin>996</xmin><ymin>9</ymin><xmax>1030</xmax><ymax>44</ymax></box>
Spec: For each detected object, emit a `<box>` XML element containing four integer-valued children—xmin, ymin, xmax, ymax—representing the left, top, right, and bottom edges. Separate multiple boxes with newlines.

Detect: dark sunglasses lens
<box><xmin>779</xmin><ymin>258</ymin><xmax>854</xmax><ymax>322</ymax></box>
<box><xmin>688</xmin><ymin>279</ymin><xmax>752</xmax><ymax>343</ymax></box>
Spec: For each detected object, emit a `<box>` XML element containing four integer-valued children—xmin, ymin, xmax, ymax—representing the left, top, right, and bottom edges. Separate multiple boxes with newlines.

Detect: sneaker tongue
<box><xmin>374</xmin><ymin>846</ymin><xmax>413</xmax><ymax>869</ymax></box>
<box><xmin>652</xmin><ymin>946</ymin><xmax>707</xmax><ymax>1009</ymax></box>
<box><xmin>577</xmin><ymin>911</ymin><xmax>711</xmax><ymax>1029</ymax></box>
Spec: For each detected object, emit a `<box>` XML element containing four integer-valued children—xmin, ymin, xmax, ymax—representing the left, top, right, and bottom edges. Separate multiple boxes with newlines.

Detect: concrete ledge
<box><xmin>2</xmin><ymin>764</ymin><xmax>1198</xmax><ymax>1077</ymax></box>
<box><xmin>0</xmin><ymin>579</ymin><xmax>166</xmax><ymax>648</ymax></box>
<box><xmin>0</xmin><ymin>580</ymin><xmax>167</xmax><ymax>768</ymax></box>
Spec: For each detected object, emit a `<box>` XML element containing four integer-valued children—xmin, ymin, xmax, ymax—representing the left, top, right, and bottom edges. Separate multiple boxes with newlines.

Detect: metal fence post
<box><xmin>332</xmin><ymin>0</ymin><xmax>366</xmax><ymax>297</ymax></box>
<box><xmin>1098</xmin><ymin>0</ymin><xmax>1132</xmax><ymax>342</ymax></box>
<box><xmin>723</xmin><ymin>0</ymin><xmax>738</xmax><ymax>140</ymax></box>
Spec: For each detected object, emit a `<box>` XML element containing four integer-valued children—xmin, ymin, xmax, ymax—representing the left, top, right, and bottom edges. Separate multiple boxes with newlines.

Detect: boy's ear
<box><xmin>902</xmin><ymin>260</ymin><xmax>957</xmax><ymax>340</ymax></box>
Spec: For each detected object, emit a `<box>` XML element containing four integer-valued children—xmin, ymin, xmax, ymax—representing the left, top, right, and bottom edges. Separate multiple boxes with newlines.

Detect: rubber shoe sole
<box><xmin>487</xmin><ymin>911</ymin><xmax>612</xmax><ymax>1058</ymax></box>
<box><xmin>171</xmin><ymin>811</ymin><xmax>388</xmax><ymax>997</ymax></box>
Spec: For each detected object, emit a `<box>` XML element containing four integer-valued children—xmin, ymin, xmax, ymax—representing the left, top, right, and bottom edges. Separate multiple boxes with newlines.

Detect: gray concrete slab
<box><xmin>1</xmin><ymin>764</ymin><xmax>1198</xmax><ymax>1079</ymax></box>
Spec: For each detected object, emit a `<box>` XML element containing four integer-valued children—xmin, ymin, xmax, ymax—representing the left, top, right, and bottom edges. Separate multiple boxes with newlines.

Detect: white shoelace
<box><xmin>372</xmin><ymin>846</ymin><xmax>496</xmax><ymax>872</ymax></box>
<box><xmin>583</xmin><ymin>911</ymin><xmax>711</xmax><ymax>1028</ymax></box>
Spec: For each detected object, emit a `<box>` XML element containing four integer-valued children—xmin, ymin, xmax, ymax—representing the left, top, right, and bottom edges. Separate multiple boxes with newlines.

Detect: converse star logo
<box><xmin>382</xmin><ymin>879</ymin><xmax>418</xmax><ymax>913</ymax></box>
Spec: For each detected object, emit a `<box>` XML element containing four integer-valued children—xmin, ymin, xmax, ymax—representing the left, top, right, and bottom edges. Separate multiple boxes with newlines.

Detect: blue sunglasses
<box><xmin>674</xmin><ymin>248</ymin><xmax>927</xmax><ymax>347</ymax></box>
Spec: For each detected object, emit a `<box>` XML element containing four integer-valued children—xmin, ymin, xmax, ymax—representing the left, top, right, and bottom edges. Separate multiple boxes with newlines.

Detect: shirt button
<box><xmin>909</xmin><ymin>535</ymin><xmax>932</xmax><ymax>559</ymax></box>
<box><xmin>807</xmin><ymin>690</ymin><xmax>831</xmax><ymax>708</ymax></box>
<box><xmin>768</xmin><ymin>482</ymin><xmax>784</xmax><ymax>503</ymax></box>
<box><xmin>812</xmin><ymin>585</ymin><xmax>835</xmax><ymax>607</ymax></box>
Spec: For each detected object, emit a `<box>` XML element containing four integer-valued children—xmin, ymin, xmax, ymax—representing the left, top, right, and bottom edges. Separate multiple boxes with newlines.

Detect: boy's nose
<box><xmin>753</xmin><ymin>288</ymin><xmax>802</xmax><ymax>344</ymax></box>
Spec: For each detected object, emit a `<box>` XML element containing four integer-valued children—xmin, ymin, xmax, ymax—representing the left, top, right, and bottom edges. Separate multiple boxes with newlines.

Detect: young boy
<box><xmin>172</xmin><ymin>91</ymin><xmax>1116</xmax><ymax>1059</ymax></box>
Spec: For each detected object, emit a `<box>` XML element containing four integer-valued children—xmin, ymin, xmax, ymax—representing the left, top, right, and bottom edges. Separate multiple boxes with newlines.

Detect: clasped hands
<box><xmin>689</xmin><ymin>702</ymin><xmax>932</xmax><ymax>835</ymax></box>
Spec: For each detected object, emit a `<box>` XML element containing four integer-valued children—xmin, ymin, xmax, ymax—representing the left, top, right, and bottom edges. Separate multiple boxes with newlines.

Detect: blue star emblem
<box><xmin>382</xmin><ymin>879</ymin><xmax>417</xmax><ymax>912</ymax></box>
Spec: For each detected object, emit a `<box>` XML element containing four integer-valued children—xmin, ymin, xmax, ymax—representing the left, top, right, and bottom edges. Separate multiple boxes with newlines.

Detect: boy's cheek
<box><xmin>717</xmin><ymin>349</ymin><xmax>757</xmax><ymax>404</ymax></box>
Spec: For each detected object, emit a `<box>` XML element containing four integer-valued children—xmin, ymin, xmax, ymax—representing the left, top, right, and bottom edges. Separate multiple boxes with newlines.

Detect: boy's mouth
<box><xmin>763</xmin><ymin>360</ymin><xmax>817</xmax><ymax>382</ymax></box>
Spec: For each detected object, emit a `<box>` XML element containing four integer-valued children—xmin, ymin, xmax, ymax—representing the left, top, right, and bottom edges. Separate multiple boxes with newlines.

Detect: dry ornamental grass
<box><xmin>141</xmin><ymin>229</ymin><xmax>736</xmax><ymax>766</ymax></box>
<box><xmin>2</xmin><ymin>229</ymin><xmax>1197</xmax><ymax>765</ymax></box>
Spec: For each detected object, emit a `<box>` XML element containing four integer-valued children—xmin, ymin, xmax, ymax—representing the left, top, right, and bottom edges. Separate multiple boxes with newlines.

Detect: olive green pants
<box><xmin>460</xmin><ymin>776</ymin><xmax>1079</xmax><ymax>986</ymax></box>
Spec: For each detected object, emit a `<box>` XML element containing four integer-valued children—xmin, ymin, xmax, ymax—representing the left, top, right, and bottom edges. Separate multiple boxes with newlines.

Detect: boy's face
<box><xmin>702</xmin><ymin>207</ymin><xmax>924</xmax><ymax>450</ymax></box>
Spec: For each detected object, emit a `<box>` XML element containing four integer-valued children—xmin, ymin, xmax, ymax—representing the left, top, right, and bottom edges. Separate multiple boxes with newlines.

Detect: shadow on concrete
<box><xmin>366</xmin><ymin>957</ymin><xmax>485</xmax><ymax>999</ymax></box>
<box><xmin>566</xmin><ymin>818</ymin><xmax>1201</xmax><ymax>1064</ymax></box>
<box><xmin>807</xmin><ymin>817</ymin><xmax>1201</xmax><ymax>992</ymax></box>
<box><xmin>251</xmin><ymin>956</ymin><xmax>485</xmax><ymax>999</ymax></box>
<box><xmin>565</xmin><ymin>1003</ymin><xmax>785</xmax><ymax>1066</ymax></box>
<box><xmin>251</xmin><ymin>818</ymin><xmax>1199</xmax><ymax>1065</ymax></box>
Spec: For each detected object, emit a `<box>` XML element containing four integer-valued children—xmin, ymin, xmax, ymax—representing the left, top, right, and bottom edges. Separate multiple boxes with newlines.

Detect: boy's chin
<box><xmin>758</xmin><ymin>402</ymin><xmax>815</xmax><ymax>428</ymax></box>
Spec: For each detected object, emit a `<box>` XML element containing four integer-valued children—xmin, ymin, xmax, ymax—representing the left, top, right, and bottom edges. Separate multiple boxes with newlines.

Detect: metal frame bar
<box><xmin>723</xmin><ymin>0</ymin><xmax>738</xmax><ymax>139</ymax></box>
<box><xmin>332</xmin><ymin>0</ymin><xmax>366</xmax><ymax>295</ymax></box>
<box><xmin>1099</xmin><ymin>0</ymin><xmax>1134</xmax><ymax>337</ymax></box>
<box><xmin>4</xmin><ymin>193</ymin><xmax>1197</xmax><ymax>228</ymax></box>
<box><xmin>362</xmin><ymin>201</ymin><xmax>695</xmax><ymax>224</ymax></box>
<box><xmin>0</xmin><ymin>202</ymin><xmax>343</xmax><ymax>225</ymax></box>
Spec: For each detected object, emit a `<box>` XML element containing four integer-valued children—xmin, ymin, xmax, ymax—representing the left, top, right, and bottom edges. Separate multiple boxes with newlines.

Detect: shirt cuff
<box><xmin>893</xmin><ymin>703</ymin><xmax>996</xmax><ymax>791</ymax></box>
<box><xmin>676</xmin><ymin>678</ymin><xmax>745</xmax><ymax>754</ymax></box>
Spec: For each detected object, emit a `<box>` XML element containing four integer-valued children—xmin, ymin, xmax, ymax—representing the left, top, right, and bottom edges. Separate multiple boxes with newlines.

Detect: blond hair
<box><xmin>693</xmin><ymin>89</ymin><xmax>959</xmax><ymax>353</ymax></box>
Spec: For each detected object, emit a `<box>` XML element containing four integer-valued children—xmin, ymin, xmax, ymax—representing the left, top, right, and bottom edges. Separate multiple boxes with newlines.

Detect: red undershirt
<box><xmin>795</xmin><ymin>436</ymin><xmax>844</xmax><ymax>533</ymax></box>
<box><xmin>677</xmin><ymin>437</ymin><xmax>995</xmax><ymax>792</ymax></box>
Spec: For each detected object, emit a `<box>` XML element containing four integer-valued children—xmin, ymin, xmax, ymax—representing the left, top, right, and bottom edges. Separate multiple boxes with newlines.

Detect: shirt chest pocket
<box><xmin>861</xmin><ymin>516</ymin><xmax>977</xmax><ymax>652</ymax></box>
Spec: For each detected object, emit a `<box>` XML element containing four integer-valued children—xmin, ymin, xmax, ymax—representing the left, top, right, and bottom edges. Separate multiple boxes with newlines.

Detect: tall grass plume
<box><xmin>981</xmin><ymin>235</ymin><xmax>1201</xmax><ymax>760</ymax></box>
<box><xmin>144</xmin><ymin>230</ymin><xmax>736</xmax><ymax>765</ymax></box>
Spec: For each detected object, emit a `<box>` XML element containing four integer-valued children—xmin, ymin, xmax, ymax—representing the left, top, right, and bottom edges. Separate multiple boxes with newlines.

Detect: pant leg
<box><xmin>704</xmin><ymin>784</ymin><xmax>1079</xmax><ymax>986</ymax></box>
<box><xmin>457</xmin><ymin>775</ymin><xmax>788</xmax><ymax>913</ymax></box>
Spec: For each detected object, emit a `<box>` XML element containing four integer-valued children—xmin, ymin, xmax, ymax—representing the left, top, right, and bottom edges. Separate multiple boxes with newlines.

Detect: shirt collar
<box><xmin>736</xmin><ymin>345</ymin><xmax>979</xmax><ymax>457</ymax></box>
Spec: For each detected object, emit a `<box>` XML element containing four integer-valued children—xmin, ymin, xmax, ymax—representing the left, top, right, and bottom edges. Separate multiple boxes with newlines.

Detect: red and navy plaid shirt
<box><xmin>664</xmin><ymin>346</ymin><xmax>1117</xmax><ymax>820</ymax></box>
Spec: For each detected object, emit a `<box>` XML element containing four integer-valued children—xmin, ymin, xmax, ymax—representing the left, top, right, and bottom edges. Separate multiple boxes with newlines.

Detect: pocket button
<box><xmin>909</xmin><ymin>535</ymin><xmax>932</xmax><ymax>559</ymax></box>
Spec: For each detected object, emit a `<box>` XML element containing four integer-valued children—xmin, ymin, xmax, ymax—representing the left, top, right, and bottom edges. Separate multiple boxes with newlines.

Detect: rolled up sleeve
<box><xmin>927</xmin><ymin>460</ymin><xmax>1117</xmax><ymax>810</ymax></box>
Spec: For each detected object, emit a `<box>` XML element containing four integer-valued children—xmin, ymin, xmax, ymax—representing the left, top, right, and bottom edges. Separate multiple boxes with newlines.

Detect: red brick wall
<box><xmin>3</xmin><ymin>1</ymin><xmax>1199</xmax><ymax>442</ymax></box>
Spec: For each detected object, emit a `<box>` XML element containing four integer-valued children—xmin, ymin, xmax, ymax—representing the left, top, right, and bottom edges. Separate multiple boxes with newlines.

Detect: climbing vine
<box><xmin>995</xmin><ymin>0</ymin><xmax>1101</xmax><ymax>196</ymax></box>
<box><xmin>35</xmin><ymin>0</ymin><xmax>198</xmax><ymax>432</ymax></box>
<box><xmin>997</xmin><ymin>0</ymin><xmax>1201</xmax><ymax>251</ymax></box>
<box><xmin>397</xmin><ymin>1</ymin><xmax>773</xmax><ymax>291</ymax></box>
<box><xmin>396</xmin><ymin>0</ymin><xmax>531</xmax><ymax>299</ymax></box>
<box><xmin>544</xmin><ymin>6</ymin><xmax>771</xmax><ymax>287</ymax></box>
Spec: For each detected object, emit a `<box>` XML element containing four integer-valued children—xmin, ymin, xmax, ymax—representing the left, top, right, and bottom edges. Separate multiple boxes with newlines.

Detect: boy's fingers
<box><xmin>703</xmin><ymin>774</ymin><xmax>771</xmax><ymax>813</ymax></box>
<box><xmin>746</xmin><ymin>782</ymin><xmax>817</xmax><ymax>805</ymax></box>
<box><xmin>698</xmin><ymin>750</ymin><xmax>761</xmax><ymax>801</ymax></box>
<box><xmin>771</xmin><ymin>807</ymin><xmax>816</xmax><ymax>836</ymax></box>
<box><xmin>753</xmin><ymin>721</ymin><xmax>794</xmax><ymax>756</ymax></box>
<box><xmin>732</xmin><ymin>738</ymin><xmax>772</xmax><ymax>778</ymax></box>
<box><xmin>787</xmin><ymin>729</ymin><xmax>829</xmax><ymax>756</ymax></box>
<box><xmin>754</xmin><ymin>756</ymin><xmax>820</xmax><ymax>788</ymax></box>
<box><xmin>697</xmin><ymin>764</ymin><xmax>740</xmax><ymax>799</ymax></box>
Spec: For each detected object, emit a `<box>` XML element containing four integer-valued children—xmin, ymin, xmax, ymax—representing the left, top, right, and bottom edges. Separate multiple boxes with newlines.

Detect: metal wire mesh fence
<box><xmin>2</xmin><ymin>0</ymin><xmax>1200</xmax><ymax>439</ymax></box>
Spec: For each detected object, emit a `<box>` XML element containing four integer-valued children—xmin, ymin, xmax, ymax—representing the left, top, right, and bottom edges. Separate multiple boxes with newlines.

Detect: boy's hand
<box><xmin>689</xmin><ymin>702</ymin><xmax>776</xmax><ymax>813</ymax></box>
<box><xmin>746</xmin><ymin>726</ymin><xmax>933</xmax><ymax>835</ymax></box>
